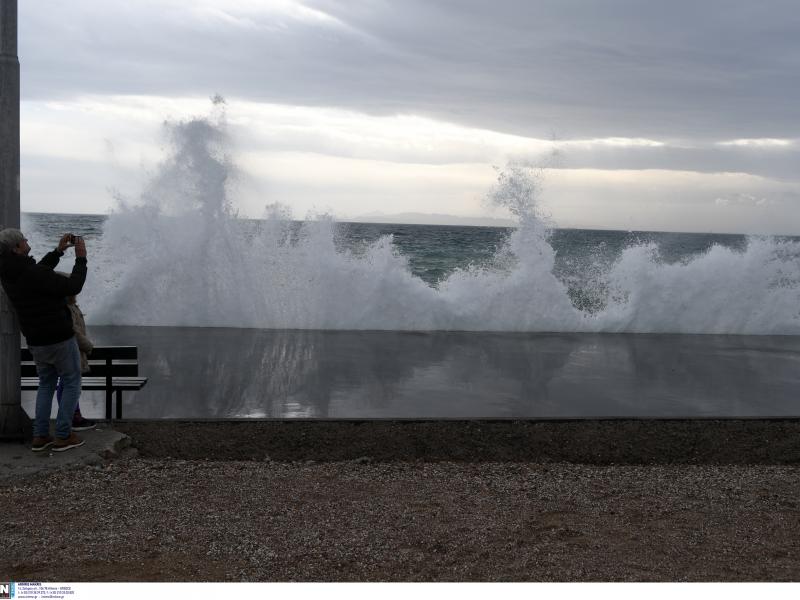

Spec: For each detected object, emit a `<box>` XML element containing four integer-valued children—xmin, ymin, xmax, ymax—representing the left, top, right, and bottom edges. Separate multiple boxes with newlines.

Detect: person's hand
<box><xmin>57</xmin><ymin>233</ymin><xmax>74</xmax><ymax>253</ymax></box>
<box><xmin>74</xmin><ymin>236</ymin><xmax>87</xmax><ymax>258</ymax></box>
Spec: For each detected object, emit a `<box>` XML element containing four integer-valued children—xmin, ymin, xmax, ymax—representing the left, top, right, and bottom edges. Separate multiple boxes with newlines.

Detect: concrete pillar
<box><xmin>0</xmin><ymin>0</ymin><xmax>30</xmax><ymax>441</ymax></box>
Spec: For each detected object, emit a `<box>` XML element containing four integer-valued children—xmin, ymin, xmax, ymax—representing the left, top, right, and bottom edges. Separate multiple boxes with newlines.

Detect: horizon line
<box><xmin>18</xmin><ymin>210</ymin><xmax>799</xmax><ymax>237</ymax></box>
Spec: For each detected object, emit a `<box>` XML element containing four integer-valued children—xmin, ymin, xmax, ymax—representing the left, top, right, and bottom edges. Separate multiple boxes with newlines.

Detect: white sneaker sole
<box><xmin>72</xmin><ymin>424</ymin><xmax>96</xmax><ymax>432</ymax></box>
<box><xmin>52</xmin><ymin>440</ymin><xmax>85</xmax><ymax>452</ymax></box>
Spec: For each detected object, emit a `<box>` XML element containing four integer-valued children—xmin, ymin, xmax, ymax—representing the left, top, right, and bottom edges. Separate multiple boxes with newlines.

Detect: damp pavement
<box><xmin>0</xmin><ymin>426</ymin><xmax>131</xmax><ymax>481</ymax></box>
<box><xmin>52</xmin><ymin>326</ymin><xmax>800</xmax><ymax>419</ymax></box>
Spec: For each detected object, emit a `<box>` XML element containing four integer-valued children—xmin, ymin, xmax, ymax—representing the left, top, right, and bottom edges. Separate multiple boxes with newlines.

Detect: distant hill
<box><xmin>348</xmin><ymin>212</ymin><xmax>517</xmax><ymax>227</ymax></box>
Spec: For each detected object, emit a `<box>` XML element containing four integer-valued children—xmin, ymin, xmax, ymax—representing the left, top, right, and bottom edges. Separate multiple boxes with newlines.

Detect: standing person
<box><xmin>55</xmin><ymin>272</ymin><xmax>95</xmax><ymax>431</ymax></box>
<box><xmin>0</xmin><ymin>229</ymin><xmax>88</xmax><ymax>452</ymax></box>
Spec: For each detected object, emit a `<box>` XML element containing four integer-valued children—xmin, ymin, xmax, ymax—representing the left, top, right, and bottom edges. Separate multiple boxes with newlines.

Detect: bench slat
<box><xmin>21</xmin><ymin>346</ymin><xmax>139</xmax><ymax>361</ymax></box>
<box><xmin>21</xmin><ymin>364</ymin><xmax>140</xmax><ymax>378</ymax></box>
<box><xmin>83</xmin><ymin>364</ymin><xmax>140</xmax><ymax>377</ymax></box>
<box><xmin>21</xmin><ymin>377</ymin><xmax>147</xmax><ymax>390</ymax></box>
<box><xmin>89</xmin><ymin>346</ymin><xmax>138</xmax><ymax>360</ymax></box>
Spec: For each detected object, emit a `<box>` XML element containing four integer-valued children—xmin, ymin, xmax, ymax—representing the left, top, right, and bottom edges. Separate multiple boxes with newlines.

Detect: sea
<box><xmin>20</xmin><ymin>111</ymin><xmax>800</xmax><ymax>335</ymax></box>
<box><xmin>20</xmin><ymin>211</ymin><xmax>800</xmax><ymax>334</ymax></box>
<box><xmin>18</xmin><ymin>211</ymin><xmax>800</xmax><ymax>419</ymax></box>
<box><xmin>19</xmin><ymin>211</ymin><xmax>800</xmax><ymax>419</ymax></box>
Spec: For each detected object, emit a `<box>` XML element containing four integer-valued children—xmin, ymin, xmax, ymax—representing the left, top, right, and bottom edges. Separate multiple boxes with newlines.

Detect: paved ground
<box><xmin>117</xmin><ymin>418</ymin><xmax>800</xmax><ymax>464</ymax></box>
<box><xmin>0</xmin><ymin>426</ymin><xmax>131</xmax><ymax>481</ymax></box>
<box><xmin>73</xmin><ymin>326</ymin><xmax>800</xmax><ymax>419</ymax></box>
<box><xmin>4</xmin><ymin>418</ymin><xmax>800</xmax><ymax>480</ymax></box>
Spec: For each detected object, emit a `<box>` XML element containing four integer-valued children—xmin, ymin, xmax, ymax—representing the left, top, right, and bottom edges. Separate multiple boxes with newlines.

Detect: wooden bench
<box><xmin>21</xmin><ymin>346</ymin><xmax>148</xmax><ymax>419</ymax></box>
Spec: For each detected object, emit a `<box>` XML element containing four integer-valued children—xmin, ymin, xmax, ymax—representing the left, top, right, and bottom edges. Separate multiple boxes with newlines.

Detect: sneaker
<box><xmin>32</xmin><ymin>436</ymin><xmax>54</xmax><ymax>452</ymax></box>
<box><xmin>72</xmin><ymin>417</ymin><xmax>96</xmax><ymax>432</ymax></box>
<box><xmin>52</xmin><ymin>433</ymin><xmax>85</xmax><ymax>453</ymax></box>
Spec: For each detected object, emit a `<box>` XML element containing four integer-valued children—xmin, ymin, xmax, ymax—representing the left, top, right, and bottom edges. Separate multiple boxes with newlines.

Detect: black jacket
<box><xmin>0</xmin><ymin>249</ymin><xmax>88</xmax><ymax>346</ymax></box>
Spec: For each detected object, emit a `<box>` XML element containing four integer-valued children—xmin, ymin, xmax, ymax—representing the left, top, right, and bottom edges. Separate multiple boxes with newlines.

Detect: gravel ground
<box><xmin>119</xmin><ymin>420</ymin><xmax>800</xmax><ymax>464</ymax></box>
<box><xmin>2</xmin><ymin>420</ymin><xmax>800</xmax><ymax>582</ymax></box>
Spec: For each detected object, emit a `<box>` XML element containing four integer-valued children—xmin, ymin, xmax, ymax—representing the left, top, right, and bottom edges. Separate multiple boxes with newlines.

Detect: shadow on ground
<box><xmin>115</xmin><ymin>419</ymin><xmax>800</xmax><ymax>464</ymax></box>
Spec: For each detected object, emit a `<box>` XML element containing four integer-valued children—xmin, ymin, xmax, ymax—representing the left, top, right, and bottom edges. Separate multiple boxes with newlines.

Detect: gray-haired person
<box><xmin>0</xmin><ymin>228</ymin><xmax>88</xmax><ymax>452</ymax></box>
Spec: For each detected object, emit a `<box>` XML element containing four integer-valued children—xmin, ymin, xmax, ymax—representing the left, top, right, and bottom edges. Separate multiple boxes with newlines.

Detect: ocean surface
<box><xmin>21</xmin><ymin>210</ymin><xmax>800</xmax><ymax>419</ymax></box>
<box><xmin>23</xmin><ymin>211</ymin><xmax>753</xmax><ymax>287</ymax></box>
<box><xmin>20</xmin><ymin>211</ymin><xmax>800</xmax><ymax>334</ymax></box>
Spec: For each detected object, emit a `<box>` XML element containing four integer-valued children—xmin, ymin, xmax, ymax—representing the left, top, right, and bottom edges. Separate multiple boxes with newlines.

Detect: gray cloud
<box><xmin>549</xmin><ymin>143</ymin><xmax>800</xmax><ymax>181</ymax></box>
<box><xmin>19</xmin><ymin>0</ymin><xmax>800</xmax><ymax>141</ymax></box>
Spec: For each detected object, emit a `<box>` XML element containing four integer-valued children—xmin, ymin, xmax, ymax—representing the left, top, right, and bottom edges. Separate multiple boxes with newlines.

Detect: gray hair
<box><xmin>0</xmin><ymin>228</ymin><xmax>25</xmax><ymax>256</ymax></box>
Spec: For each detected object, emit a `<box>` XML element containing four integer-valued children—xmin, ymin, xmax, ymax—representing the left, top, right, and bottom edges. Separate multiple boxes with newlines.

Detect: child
<box><xmin>56</xmin><ymin>274</ymin><xmax>95</xmax><ymax>431</ymax></box>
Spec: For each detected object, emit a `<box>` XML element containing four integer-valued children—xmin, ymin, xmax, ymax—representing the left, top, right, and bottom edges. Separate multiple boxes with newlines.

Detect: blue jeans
<box><xmin>56</xmin><ymin>380</ymin><xmax>81</xmax><ymax>416</ymax></box>
<box><xmin>29</xmin><ymin>337</ymin><xmax>82</xmax><ymax>439</ymax></box>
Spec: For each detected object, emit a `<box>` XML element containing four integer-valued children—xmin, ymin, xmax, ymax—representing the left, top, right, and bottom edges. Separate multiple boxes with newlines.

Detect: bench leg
<box><xmin>105</xmin><ymin>389</ymin><xmax>112</xmax><ymax>420</ymax></box>
<box><xmin>116</xmin><ymin>390</ymin><xmax>123</xmax><ymax>420</ymax></box>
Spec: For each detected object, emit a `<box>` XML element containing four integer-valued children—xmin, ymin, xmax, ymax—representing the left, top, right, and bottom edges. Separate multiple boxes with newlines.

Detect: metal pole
<box><xmin>0</xmin><ymin>0</ymin><xmax>30</xmax><ymax>441</ymax></box>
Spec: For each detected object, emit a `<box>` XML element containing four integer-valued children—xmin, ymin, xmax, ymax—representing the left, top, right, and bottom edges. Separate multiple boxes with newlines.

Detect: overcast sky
<box><xmin>17</xmin><ymin>0</ymin><xmax>800</xmax><ymax>233</ymax></box>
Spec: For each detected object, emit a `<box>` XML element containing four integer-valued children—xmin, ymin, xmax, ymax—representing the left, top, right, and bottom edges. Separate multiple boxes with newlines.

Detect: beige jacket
<box><xmin>68</xmin><ymin>303</ymin><xmax>93</xmax><ymax>373</ymax></box>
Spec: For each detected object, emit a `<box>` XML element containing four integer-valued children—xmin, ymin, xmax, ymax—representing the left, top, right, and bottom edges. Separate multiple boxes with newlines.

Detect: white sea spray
<box><xmin>51</xmin><ymin>109</ymin><xmax>800</xmax><ymax>334</ymax></box>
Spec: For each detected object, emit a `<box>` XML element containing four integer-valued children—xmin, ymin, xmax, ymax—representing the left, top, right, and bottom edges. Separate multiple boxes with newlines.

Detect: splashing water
<box><xmin>77</xmin><ymin>110</ymin><xmax>800</xmax><ymax>334</ymax></box>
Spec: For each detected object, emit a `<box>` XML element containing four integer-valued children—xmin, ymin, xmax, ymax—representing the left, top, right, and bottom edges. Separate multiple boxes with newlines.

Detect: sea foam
<box><xmin>73</xmin><ymin>110</ymin><xmax>800</xmax><ymax>334</ymax></box>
